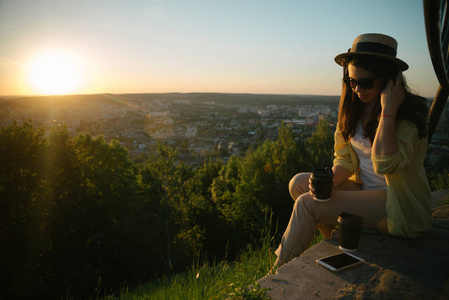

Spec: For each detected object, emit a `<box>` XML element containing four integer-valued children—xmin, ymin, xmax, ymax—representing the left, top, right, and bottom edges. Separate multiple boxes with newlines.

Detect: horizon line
<box><xmin>0</xmin><ymin>91</ymin><xmax>437</xmax><ymax>100</ymax></box>
<box><xmin>0</xmin><ymin>92</ymin><xmax>342</xmax><ymax>98</ymax></box>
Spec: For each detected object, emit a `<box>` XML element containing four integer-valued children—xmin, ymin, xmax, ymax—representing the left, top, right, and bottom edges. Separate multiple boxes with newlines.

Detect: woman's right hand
<box><xmin>308</xmin><ymin>176</ymin><xmax>317</xmax><ymax>198</ymax></box>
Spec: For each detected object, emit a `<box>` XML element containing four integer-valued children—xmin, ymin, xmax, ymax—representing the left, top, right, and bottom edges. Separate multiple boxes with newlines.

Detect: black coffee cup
<box><xmin>311</xmin><ymin>168</ymin><xmax>334</xmax><ymax>202</ymax></box>
<box><xmin>338</xmin><ymin>212</ymin><xmax>364</xmax><ymax>252</ymax></box>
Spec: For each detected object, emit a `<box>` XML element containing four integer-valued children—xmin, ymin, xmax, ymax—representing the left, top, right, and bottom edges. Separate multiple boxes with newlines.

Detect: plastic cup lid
<box><xmin>338</xmin><ymin>212</ymin><xmax>364</xmax><ymax>225</ymax></box>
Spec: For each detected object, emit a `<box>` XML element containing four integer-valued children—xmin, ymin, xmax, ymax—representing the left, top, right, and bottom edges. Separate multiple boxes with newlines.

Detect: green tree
<box><xmin>211</xmin><ymin>123</ymin><xmax>318</xmax><ymax>251</ymax></box>
<box><xmin>44</xmin><ymin>132</ymin><xmax>139</xmax><ymax>297</ymax></box>
<box><xmin>0</xmin><ymin>121</ymin><xmax>47</xmax><ymax>299</ymax></box>
<box><xmin>306</xmin><ymin>119</ymin><xmax>334</xmax><ymax>169</ymax></box>
<box><xmin>271</xmin><ymin>123</ymin><xmax>312</xmax><ymax>229</ymax></box>
<box><xmin>211</xmin><ymin>155</ymin><xmax>241</xmax><ymax>215</ymax></box>
<box><xmin>139</xmin><ymin>143</ymin><xmax>210</xmax><ymax>269</ymax></box>
<box><xmin>211</xmin><ymin>140</ymin><xmax>276</xmax><ymax>252</ymax></box>
<box><xmin>273</xmin><ymin>122</ymin><xmax>312</xmax><ymax>183</ymax></box>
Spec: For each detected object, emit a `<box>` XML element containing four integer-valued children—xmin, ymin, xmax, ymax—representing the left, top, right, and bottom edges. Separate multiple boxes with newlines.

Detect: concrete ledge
<box><xmin>258</xmin><ymin>190</ymin><xmax>449</xmax><ymax>299</ymax></box>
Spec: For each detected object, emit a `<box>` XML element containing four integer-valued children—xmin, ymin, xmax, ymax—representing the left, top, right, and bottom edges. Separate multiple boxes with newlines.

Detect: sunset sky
<box><xmin>0</xmin><ymin>0</ymin><xmax>440</xmax><ymax>97</ymax></box>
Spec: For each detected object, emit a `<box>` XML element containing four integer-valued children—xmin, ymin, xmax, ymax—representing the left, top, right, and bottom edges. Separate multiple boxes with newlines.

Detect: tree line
<box><xmin>0</xmin><ymin>120</ymin><xmax>334</xmax><ymax>299</ymax></box>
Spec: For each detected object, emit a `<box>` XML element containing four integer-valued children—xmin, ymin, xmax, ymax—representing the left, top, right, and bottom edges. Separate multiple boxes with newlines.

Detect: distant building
<box><xmin>207</xmin><ymin>112</ymin><xmax>220</xmax><ymax>120</ymax></box>
<box><xmin>147</xmin><ymin>111</ymin><xmax>169</xmax><ymax>118</ymax></box>
<box><xmin>258</xmin><ymin>110</ymin><xmax>270</xmax><ymax>117</ymax></box>
<box><xmin>292</xmin><ymin>118</ymin><xmax>307</xmax><ymax>126</ymax></box>
<box><xmin>163</xmin><ymin>118</ymin><xmax>174</xmax><ymax>126</ymax></box>
<box><xmin>298</xmin><ymin>105</ymin><xmax>331</xmax><ymax>117</ymax></box>
<box><xmin>238</xmin><ymin>106</ymin><xmax>248</xmax><ymax>113</ymax></box>
<box><xmin>184</xmin><ymin>126</ymin><xmax>197</xmax><ymax>138</ymax></box>
<box><xmin>173</xmin><ymin>99</ymin><xmax>190</xmax><ymax>105</ymax></box>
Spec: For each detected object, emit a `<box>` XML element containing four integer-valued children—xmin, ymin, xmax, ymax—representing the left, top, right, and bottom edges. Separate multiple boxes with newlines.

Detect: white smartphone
<box><xmin>316</xmin><ymin>252</ymin><xmax>364</xmax><ymax>272</ymax></box>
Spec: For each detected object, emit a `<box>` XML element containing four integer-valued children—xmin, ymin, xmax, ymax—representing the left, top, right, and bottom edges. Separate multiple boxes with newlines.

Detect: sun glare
<box><xmin>27</xmin><ymin>50</ymin><xmax>82</xmax><ymax>95</ymax></box>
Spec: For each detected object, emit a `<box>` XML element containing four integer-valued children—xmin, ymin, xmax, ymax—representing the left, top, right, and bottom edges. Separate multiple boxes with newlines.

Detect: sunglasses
<box><xmin>344</xmin><ymin>75</ymin><xmax>381</xmax><ymax>90</ymax></box>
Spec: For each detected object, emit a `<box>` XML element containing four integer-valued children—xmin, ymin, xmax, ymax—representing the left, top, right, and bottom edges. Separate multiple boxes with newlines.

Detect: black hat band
<box><xmin>353</xmin><ymin>42</ymin><xmax>397</xmax><ymax>57</ymax></box>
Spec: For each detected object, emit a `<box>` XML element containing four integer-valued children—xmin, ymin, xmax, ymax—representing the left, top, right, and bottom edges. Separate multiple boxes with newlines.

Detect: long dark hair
<box><xmin>337</xmin><ymin>55</ymin><xmax>428</xmax><ymax>143</ymax></box>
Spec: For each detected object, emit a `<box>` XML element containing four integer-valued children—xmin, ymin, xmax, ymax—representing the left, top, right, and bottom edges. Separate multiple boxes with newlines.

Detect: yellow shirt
<box><xmin>333</xmin><ymin>120</ymin><xmax>432</xmax><ymax>237</ymax></box>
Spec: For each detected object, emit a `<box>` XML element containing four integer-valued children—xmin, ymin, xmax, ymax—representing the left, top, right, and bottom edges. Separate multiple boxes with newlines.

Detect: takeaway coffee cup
<box><xmin>311</xmin><ymin>168</ymin><xmax>334</xmax><ymax>202</ymax></box>
<box><xmin>338</xmin><ymin>212</ymin><xmax>364</xmax><ymax>252</ymax></box>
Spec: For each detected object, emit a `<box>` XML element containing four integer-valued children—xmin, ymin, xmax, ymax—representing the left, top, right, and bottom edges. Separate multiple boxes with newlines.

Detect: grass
<box><xmin>116</xmin><ymin>236</ymin><xmax>274</xmax><ymax>299</ymax></box>
<box><xmin>105</xmin><ymin>229</ymin><xmax>324</xmax><ymax>300</ymax></box>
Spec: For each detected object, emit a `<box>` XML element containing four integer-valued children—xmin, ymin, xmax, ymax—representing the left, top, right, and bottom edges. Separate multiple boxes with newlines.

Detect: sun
<box><xmin>27</xmin><ymin>50</ymin><xmax>82</xmax><ymax>95</ymax></box>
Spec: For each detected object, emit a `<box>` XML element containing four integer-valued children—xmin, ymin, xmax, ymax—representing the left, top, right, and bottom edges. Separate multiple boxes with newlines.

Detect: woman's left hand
<box><xmin>374</xmin><ymin>72</ymin><xmax>404</xmax><ymax>156</ymax></box>
<box><xmin>381</xmin><ymin>72</ymin><xmax>404</xmax><ymax>115</ymax></box>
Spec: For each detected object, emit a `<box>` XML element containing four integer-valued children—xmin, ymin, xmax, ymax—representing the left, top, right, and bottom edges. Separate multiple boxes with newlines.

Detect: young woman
<box><xmin>274</xmin><ymin>33</ymin><xmax>432</xmax><ymax>268</ymax></box>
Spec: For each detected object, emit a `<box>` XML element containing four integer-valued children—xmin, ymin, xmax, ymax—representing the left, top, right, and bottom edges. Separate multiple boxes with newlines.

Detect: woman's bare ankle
<box><xmin>274</xmin><ymin>257</ymin><xmax>285</xmax><ymax>268</ymax></box>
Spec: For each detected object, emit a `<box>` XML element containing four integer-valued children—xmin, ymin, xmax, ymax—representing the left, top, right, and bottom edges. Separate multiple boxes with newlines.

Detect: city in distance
<box><xmin>0</xmin><ymin>93</ymin><xmax>340</xmax><ymax>163</ymax></box>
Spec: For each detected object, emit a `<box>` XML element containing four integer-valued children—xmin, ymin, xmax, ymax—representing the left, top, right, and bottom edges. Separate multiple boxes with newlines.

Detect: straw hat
<box><xmin>334</xmin><ymin>33</ymin><xmax>409</xmax><ymax>71</ymax></box>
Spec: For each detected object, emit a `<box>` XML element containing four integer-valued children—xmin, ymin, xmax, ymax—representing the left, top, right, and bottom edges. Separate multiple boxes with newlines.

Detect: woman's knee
<box><xmin>293</xmin><ymin>192</ymin><xmax>314</xmax><ymax>211</ymax></box>
<box><xmin>289</xmin><ymin>173</ymin><xmax>311</xmax><ymax>201</ymax></box>
<box><xmin>292</xmin><ymin>193</ymin><xmax>319</xmax><ymax>222</ymax></box>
